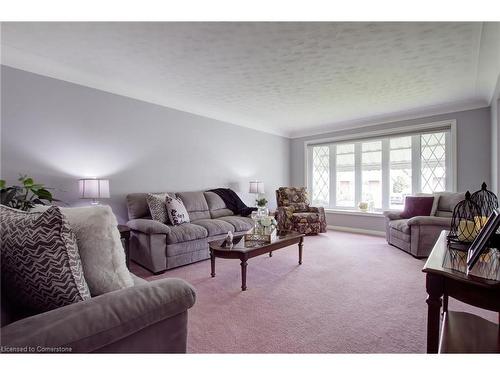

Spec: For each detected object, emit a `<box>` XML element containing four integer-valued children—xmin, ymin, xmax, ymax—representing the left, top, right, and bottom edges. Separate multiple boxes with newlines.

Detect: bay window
<box><xmin>307</xmin><ymin>122</ymin><xmax>456</xmax><ymax>212</ymax></box>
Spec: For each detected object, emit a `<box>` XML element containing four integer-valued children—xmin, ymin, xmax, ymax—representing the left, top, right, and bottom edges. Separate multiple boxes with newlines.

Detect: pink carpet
<box><xmin>130</xmin><ymin>230</ymin><xmax>497</xmax><ymax>353</ymax></box>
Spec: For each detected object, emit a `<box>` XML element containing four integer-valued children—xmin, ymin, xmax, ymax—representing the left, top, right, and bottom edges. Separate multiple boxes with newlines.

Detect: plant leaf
<box><xmin>35</xmin><ymin>188</ymin><xmax>53</xmax><ymax>201</ymax></box>
<box><xmin>23</xmin><ymin>177</ymin><xmax>34</xmax><ymax>187</ymax></box>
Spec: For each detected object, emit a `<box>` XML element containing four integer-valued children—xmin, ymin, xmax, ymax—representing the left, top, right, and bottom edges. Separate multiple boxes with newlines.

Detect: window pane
<box><xmin>421</xmin><ymin>132</ymin><xmax>446</xmax><ymax>193</ymax></box>
<box><xmin>336</xmin><ymin>143</ymin><xmax>355</xmax><ymax>207</ymax></box>
<box><xmin>361</xmin><ymin>141</ymin><xmax>382</xmax><ymax>209</ymax></box>
<box><xmin>311</xmin><ymin>146</ymin><xmax>329</xmax><ymax>206</ymax></box>
<box><xmin>390</xmin><ymin>136</ymin><xmax>412</xmax><ymax>209</ymax></box>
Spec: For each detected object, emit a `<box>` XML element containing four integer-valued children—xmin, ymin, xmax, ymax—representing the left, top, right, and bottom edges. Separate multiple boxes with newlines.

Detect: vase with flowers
<box><xmin>256</xmin><ymin>197</ymin><xmax>269</xmax><ymax>217</ymax></box>
<box><xmin>258</xmin><ymin>215</ymin><xmax>277</xmax><ymax>235</ymax></box>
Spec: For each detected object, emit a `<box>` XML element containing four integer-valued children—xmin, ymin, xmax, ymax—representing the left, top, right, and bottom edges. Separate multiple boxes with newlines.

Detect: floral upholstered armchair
<box><xmin>275</xmin><ymin>187</ymin><xmax>327</xmax><ymax>235</ymax></box>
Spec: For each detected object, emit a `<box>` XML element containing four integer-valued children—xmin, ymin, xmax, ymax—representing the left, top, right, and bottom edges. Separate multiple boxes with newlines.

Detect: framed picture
<box><xmin>467</xmin><ymin>208</ymin><xmax>500</xmax><ymax>274</ymax></box>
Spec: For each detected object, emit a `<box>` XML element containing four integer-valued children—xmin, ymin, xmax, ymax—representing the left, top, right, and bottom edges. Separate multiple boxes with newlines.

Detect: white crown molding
<box><xmin>476</xmin><ymin>22</ymin><xmax>500</xmax><ymax>105</ymax></box>
<box><xmin>288</xmin><ymin>99</ymin><xmax>488</xmax><ymax>139</ymax></box>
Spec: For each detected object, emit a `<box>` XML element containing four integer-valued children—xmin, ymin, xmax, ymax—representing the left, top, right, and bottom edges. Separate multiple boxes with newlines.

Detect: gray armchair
<box><xmin>383</xmin><ymin>192</ymin><xmax>464</xmax><ymax>258</ymax></box>
<box><xmin>1</xmin><ymin>276</ymin><xmax>196</xmax><ymax>353</ymax></box>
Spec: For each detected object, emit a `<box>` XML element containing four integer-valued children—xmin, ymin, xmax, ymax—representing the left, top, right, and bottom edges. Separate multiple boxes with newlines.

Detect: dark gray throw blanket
<box><xmin>208</xmin><ymin>188</ymin><xmax>257</xmax><ymax>217</ymax></box>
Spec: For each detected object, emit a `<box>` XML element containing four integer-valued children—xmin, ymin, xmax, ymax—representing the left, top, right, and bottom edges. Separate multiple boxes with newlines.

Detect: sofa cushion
<box><xmin>191</xmin><ymin>219</ymin><xmax>235</xmax><ymax>236</ymax></box>
<box><xmin>218</xmin><ymin>216</ymin><xmax>254</xmax><ymax>232</ymax></box>
<box><xmin>276</xmin><ymin>187</ymin><xmax>310</xmax><ymax>212</ymax></box>
<box><xmin>400</xmin><ymin>196</ymin><xmax>434</xmax><ymax>219</ymax></box>
<box><xmin>166</xmin><ymin>223</ymin><xmax>208</xmax><ymax>244</ymax></box>
<box><xmin>437</xmin><ymin>192</ymin><xmax>465</xmax><ymax>214</ymax></box>
<box><xmin>32</xmin><ymin>205</ymin><xmax>134</xmax><ymax>296</ymax></box>
<box><xmin>146</xmin><ymin>193</ymin><xmax>170</xmax><ymax>224</ymax></box>
<box><xmin>204</xmin><ymin>192</ymin><xmax>234</xmax><ymax>219</ymax></box>
<box><xmin>291</xmin><ymin>212</ymin><xmax>320</xmax><ymax>223</ymax></box>
<box><xmin>415</xmin><ymin>193</ymin><xmax>440</xmax><ymax>216</ymax></box>
<box><xmin>165</xmin><ymin>195</ymin><xmax>190</xmax><ymax>225</ymax></box>
<box><xmin>0</xmin><ymin>205</ymin><xmax>91</xmax><ymax>313</ymax></box>
<box><xmin>389</xmin><ymin>219</ymin><xmax>410</xmax><ymax>234</ymax></box>
<box><xmin>176</xmin><ymin>191</ymin><xmax>210</xmax><ymax>221</ymax></box>
<box><xmin>127</xmin><ymin>192</ymin><xmax>176</xmax><ymax>219</ymax></box>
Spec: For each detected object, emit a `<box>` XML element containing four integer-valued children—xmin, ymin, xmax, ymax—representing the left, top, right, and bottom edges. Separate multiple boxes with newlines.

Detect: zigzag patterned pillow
<box><xmin>146</xmin><ymin>193</ymin><xmax>170</xmax><ymax>224</ymax></box>
<box><xmin>0</xmin><ymin>205</ymin><xmax>91</xmax><ymax>312</ymax></box>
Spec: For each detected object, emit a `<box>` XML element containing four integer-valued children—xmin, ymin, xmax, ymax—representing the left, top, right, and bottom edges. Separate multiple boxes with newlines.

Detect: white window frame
<box><xmin>304</xmin><ymin>120</ymin><xmax>457</xmax><ymax>212</ymax></box>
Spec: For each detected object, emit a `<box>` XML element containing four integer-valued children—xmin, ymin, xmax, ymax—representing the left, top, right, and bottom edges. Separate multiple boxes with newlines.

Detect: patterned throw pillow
<box><xmin>165</xmin><ymin>195</ymin><xmax>190</xmax><ymax>225</ymax></box>
<box><xmin>146</xmin><ymin>193</ymin><xmax>170</xmax><ymax>224</ymax></box>
<box><xmin>0</xmin><ymin>205</ymin><xmax>91</xmax><ymax>313</ymax></box>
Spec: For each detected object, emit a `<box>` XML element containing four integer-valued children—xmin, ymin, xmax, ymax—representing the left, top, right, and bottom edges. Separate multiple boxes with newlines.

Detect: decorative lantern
<box><xmin>471</xmin><ymin>182</ymin><xmax>499</xmax><ymax>217</ymax></box>
<box><xmin>448</xmin><ymin>191</ymin><xmax>483</xmax><ymax>244</ymax></box>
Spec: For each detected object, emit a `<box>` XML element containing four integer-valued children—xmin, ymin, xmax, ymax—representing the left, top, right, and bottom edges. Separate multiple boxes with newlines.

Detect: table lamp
<box><xmin>79</xmin><ymin>178</ymin><xmax>110</xmax><ymax>205</ymax></box>
<box><xmin>249</xmin><ymin>181</ymin><xmax>265</xmax><ymax>199</ymax></box>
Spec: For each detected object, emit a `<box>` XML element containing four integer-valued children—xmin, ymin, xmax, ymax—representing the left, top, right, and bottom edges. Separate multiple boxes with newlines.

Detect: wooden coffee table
<box><xmin>208</xmin><ymin>231</ymin><xmax>305</xmax><ymax>291</ymax></box>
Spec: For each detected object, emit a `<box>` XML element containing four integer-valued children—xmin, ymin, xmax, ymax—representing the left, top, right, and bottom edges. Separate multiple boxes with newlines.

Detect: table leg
<box><xmin>426</xmin><ymin>274</ymin><xmax>443</xmax><ymax>353</ymax></box>
<box><xmin>210</xmin><ymin>249</ymin><xmax>216</xmax><ymax>277</ymax></box>
<box><xmin>240</xmin><ymin>259</ymin><xmax>248</xmax><ymax>291</ymax></box>
<box><xmin>269</xmin><ymin>251</ymin><xmax>273</xmax><ymax>257</ymax></box>
<box><xmin>298</xmin><ymin>237</ymin><xmax>303</xmax><ymax>265</ymax></box>
<box><xmin>442</xmin><ymin>293</ymin><xmax>448</xmax><ymax>316</ymax></box>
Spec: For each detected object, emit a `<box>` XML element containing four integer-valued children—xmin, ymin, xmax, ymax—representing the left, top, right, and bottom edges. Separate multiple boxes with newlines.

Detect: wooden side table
<box><xmin>117</xmin><ymin>224</ymin><xmax>131</xmax><ymax>269</ymax></box>
<box><xmin>422</xmin><ymin>231</ymin><xmax>500</xmax><ymax>353</ymax></box>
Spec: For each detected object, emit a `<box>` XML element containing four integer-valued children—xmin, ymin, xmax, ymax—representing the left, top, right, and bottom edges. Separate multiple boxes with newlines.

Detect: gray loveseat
<box><xmin>126</xmin><ymin>191</ymin><xmax>255</xmax><ymax>273</ymax></box>
<box><xmin>383</xmin><ymin>192</ymin><xmax>464</xmax><ymax>258</ymax></box>
<box><xmin>1</xmin><ymin>274</ymin><xmax>196</xmax><ymax>353</ymax></box>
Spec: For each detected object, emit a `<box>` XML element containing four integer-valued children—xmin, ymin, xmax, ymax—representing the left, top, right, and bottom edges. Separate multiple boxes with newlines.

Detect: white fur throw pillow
<box><xmin>165</xmin><ymin>195</ymin><xmax>190</xmax><ymax>225</ymax></box>
<box><xmin>33</xmin><ymin>205</ymin><xmax>133</xmax><ymax>296</ymax></box>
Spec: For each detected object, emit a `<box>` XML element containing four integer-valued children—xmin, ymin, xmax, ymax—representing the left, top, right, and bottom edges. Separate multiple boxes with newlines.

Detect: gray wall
<box><xmin>290</xmin><ymin>107</ymin><xmax>492</xmax><ymax>232</ymax></box>
<box><xmin>1</xmin><ymin>66</ymin><xmax>291</xmax><ymax>223</ymax></box>
<box><xmin>491</xmin><ymin>74</ymin><xmax>500</xmax><ymax>195</ymax></box>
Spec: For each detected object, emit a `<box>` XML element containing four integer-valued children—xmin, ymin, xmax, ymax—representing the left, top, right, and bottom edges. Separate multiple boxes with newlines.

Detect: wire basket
<box><xmin>448</xmin><ymin>191</ymin><xmax>483</xmax><ymax>245</ymax></box>
<box><xmin>471</xmin><ymin>182</ymin><xmax>499</xmax><ymax>217</ymax></box>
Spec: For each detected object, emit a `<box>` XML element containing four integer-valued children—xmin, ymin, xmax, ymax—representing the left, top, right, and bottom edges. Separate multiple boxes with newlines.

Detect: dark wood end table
<box><xmin>422</xmin><ymin>231</ymin><xmax>500</xmax><ymax>353</ymax></box>
<box><xmin>208</xmin><ymin>231</ymin><xmax>304</xmax><ymax>291</ymax></box>
<box><xmin>118</xmin><ymin>224</ymin><xmax>131</xmax><ymax>269</ymax></box>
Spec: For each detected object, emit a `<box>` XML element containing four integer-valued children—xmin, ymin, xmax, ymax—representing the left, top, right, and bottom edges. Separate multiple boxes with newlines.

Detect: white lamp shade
<box><xmin>249</xmin><ymin>181</ymin><xmax>265</xmax><ymax>194</ymax></box>
<box><xmin>79</xmin><ymin>179</ymin><xmax>110</xmax><ymax>199</ymax></box>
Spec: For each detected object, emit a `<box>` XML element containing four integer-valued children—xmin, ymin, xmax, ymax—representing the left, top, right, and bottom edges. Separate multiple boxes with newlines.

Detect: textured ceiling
<box><xmin>1</xmin><ymin>22</ymin><xmax>499</xmax><ymax>137</ymax></box>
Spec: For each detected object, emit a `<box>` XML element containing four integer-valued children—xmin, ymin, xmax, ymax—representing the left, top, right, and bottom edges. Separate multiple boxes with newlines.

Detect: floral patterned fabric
<box><xmin>275</xmin><ymin>187</ymin><xmax>327</xmax><ymax>235</ymax></box>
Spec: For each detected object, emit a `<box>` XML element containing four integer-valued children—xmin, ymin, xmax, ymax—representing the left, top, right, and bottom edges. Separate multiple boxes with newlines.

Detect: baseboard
<box><xmin>327</xmin><ymin>225</ymin><xmax>385</xmax><ymax>237</ymax></box>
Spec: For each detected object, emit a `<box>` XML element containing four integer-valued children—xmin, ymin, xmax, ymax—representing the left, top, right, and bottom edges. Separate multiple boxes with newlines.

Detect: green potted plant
<box><xmin>0</xmin><ymin>175</ymin><xmax>58</xmax><ymax>211</ymax></box>
<box><xmin>256</xmin><ymin>197</ymin><xmax>268</xmax><ymax>208</ymax></box>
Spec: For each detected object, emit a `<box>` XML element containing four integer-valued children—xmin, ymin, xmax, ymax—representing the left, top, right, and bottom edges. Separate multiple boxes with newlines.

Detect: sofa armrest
<box><xmin>383</xmin><ymin>210</ymin><xmax>403</xmax><ymax>220</ymax></box>
<box><xmin>127</xmin><ymin>219</ymin><xmax>171</xmax><ymax>234</ymax></box>
<box><xmin>276</xmin><ymin>206</ymin><xmax>295</xmax><ymax>231</ymax></box>
<box><xmin>406</xmin><ymin>216</ymin><xmax>452</xmax><ymax>227</ymax></box>
<box><xmin>308</xmin><ymin>206</ymin><xmax>324</xmax><ymax>214</ymax></box>
<box><xmin>309</xmin><ymin>206</ymin><xmax>326</xmax><ymax>220</ymax></box>
<box><xmin>1</xmin><ymin>278</ymin><xmax>195</xmax><ymax>353</ymax></box>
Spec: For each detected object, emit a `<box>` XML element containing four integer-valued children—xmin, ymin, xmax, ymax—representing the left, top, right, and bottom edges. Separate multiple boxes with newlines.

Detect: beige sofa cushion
<box><xmin>191</xmin><ymin>219</ymin><xmax>234</xmax><ymax>236</ymax></box>
<box><xmin>204</xmin><ymin>192</ymin><xmax>234</xmax><ymax>219</ymax></box>
<box><xmin>218</xmin><ymin>216</ymin><xmax>254</xmax><ymax>232</ymax></box>
<box><xmin>166</xmin><ymin>223</ymin><xmax>208</xmax><ymax>244</ymax></box>
<box><xmin>389</xmin><ymin>219</ymin><xmax>410</xmax><ymax>234</ymax></box>
<box><xmin>176</xmin><ymin>192</ymin><xmax>210</xmax><ymax>221</ymax></box>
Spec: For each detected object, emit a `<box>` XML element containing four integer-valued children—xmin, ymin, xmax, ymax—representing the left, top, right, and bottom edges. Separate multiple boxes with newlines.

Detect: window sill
<box><xmin>324</xmin><ymin>209</ymin><xmax>384</xmax><ymax>217</ymax></box>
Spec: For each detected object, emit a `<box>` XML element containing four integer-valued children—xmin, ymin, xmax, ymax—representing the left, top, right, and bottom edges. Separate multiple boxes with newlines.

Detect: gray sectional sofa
<box><xmin>1</xmin><ymin>275</ymin><xmax>196</xmax><ymax>353</ymax></box>
<box><xmin>383</xmin><ymin>192</ymin><xmax>464</xmax><ymax>258</ymax></box>
<box><xmin>126</xmin><ymin>191</ymin><xmax>255</xmax><ymax>273</ymax></box>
